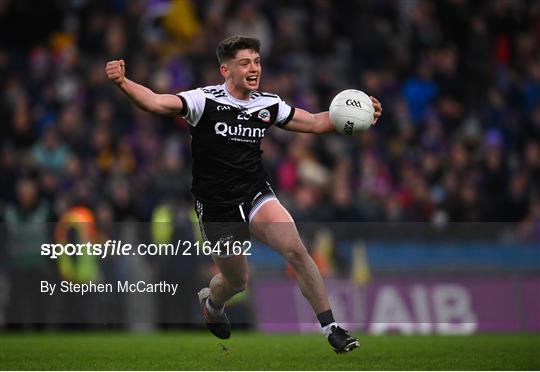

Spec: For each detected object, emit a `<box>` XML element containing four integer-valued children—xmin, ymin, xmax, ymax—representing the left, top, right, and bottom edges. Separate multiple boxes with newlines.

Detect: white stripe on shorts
<box><xmin>238</xmin><ymin>203</ymin><xmax>247</xmax><ymax>222</ymax></box>
<box><xmin>248</xmin><ymin>195</ymin><xmax>277</xmax><ymax>222</ymax></box>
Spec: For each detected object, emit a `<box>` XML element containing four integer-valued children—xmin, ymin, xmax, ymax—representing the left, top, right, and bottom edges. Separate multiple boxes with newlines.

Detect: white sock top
<box><xmin>322</xmin><ymin>322</ymin><xmax>338</xmax><ymax>338</ymax></box>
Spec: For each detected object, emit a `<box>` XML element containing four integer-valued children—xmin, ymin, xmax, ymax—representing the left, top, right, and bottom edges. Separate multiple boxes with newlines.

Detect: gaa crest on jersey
<box><xmin>258</xmin><ymin>109</ymin><xmax>271</xmax><ymax>123</ymax></box>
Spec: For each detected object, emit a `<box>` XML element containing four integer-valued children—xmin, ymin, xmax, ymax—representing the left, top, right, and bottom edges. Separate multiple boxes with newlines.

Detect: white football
<box><xmin>329</xmin><ymin>89</ymin><xmax>375</xmax><ymax>135</ymax></box>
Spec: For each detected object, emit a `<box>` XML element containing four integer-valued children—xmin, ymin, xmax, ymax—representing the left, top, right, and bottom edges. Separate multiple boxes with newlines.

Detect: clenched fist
<box><xmin>106</xmin><ymin>59</ymin><xmax>126</xmax><ymax>86</ymax></box>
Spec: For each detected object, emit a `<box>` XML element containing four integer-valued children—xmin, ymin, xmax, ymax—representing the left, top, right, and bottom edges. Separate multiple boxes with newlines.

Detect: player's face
<box><xmin>223</xmin><ymin>49</ymin><xmax>261</xmax><ymax>93</ymax></box>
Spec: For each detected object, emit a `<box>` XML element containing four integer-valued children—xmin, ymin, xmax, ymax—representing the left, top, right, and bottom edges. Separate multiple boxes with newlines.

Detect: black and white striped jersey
<box><xmin>177</xmin><ymin>84</ymin><xmax>295</xmax><ymax>204</ymax></box>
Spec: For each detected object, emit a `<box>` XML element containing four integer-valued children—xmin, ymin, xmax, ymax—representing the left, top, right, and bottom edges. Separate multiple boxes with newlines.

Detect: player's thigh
<box><xmin>249</xmin><ymin>199</ymin><xmax>303</xmax><ymax>253</ymax></box>
<box><xmin>212</xmin><ymin>254</ymin><xmax>248</xmax><ymax>284</ymax></box>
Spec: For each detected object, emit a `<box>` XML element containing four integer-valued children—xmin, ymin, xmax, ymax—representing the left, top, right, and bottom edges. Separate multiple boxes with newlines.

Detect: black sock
<box><xmin>317</xmin><ymin>309</ymin><xmax>335</xmax><ymax>327</ymax></box>
<box><xmin>207</xmin><ymin>296</ymin><xmax>223</xmax><ymax>310</ymax></box>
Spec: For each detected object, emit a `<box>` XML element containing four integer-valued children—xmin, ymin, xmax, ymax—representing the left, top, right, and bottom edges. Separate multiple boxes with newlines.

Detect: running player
<box><xmin>106</xmin><ymin>36</ymin><xmax>382</xmax><ymax>353</ymax></box>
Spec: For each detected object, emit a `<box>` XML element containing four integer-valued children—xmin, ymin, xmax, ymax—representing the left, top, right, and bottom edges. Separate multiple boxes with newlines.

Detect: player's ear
<box><xmin>219</xmin><ymin>64</ymin><xmax>229</xmax><ymax>79</ymax></box>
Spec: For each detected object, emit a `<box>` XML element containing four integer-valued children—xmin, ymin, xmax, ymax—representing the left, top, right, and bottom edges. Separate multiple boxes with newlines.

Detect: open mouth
<box><xmin>246</xmin><ymin>76</ymin><xmax>258</xmax><ymax>85</ymax></box>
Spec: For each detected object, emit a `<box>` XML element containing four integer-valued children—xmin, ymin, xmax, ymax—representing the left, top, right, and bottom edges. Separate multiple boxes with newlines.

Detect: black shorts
<box><xmin>195</xmin><ymin>181</ymin><xmax>276</xmax><ymax>257</ymax></box>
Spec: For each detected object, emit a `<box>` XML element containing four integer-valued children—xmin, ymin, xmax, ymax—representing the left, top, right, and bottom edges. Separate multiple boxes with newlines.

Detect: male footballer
<box><xmin>106</xmin><ymin>36</ymin><xmax>382</xmax><ymax>353</ymax></box>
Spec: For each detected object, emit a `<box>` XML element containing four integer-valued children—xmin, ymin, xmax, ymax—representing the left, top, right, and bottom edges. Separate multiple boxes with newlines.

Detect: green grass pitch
<box><xmin>1</xmin><ymin>331</ymin><xmax>538</xmax><ymax>370</ymax></box>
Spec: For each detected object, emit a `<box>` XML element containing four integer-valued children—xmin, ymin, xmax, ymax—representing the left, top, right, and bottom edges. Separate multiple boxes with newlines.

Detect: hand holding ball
<box><xmin>329</xmin><ymin>89</ymin><xmax>375</xmax><ymax>135</ymax></box>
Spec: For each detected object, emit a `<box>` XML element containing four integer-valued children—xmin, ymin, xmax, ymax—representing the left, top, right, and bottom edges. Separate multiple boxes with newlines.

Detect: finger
<box><xmin>119</xmin><ymin>59</ymin><xmax>125</xmax><ymax>66</ymax></box>
<box><xmin>370</xmin><ymin>96</ymin><xmax>381</xmax><ymax>107</ymax></box>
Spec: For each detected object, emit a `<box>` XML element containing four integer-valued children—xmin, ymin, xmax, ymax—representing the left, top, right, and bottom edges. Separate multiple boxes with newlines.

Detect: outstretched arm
<box><xmin>285</xmin><ymin>96</ymin><xmax>382</xmax><ymax>134</ymax></box>
<box><xmin>105</xmin><ymin>59</ymin><xmax>183</xmax><ymax>116</ymax></box>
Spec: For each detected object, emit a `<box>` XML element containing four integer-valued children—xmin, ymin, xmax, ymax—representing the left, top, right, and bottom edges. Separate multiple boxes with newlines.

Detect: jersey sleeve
<box><xmin>177</xmin><ymin>88</ymin><xmax>206</xmax><ymax>126</ymax></box>
<box><xmin>274</xmin><ymin>98</ymin><xmax>296</xmax><ymax>128</ymax></box>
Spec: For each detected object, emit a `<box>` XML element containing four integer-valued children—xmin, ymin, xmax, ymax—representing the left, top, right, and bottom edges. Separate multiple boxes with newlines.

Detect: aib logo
<box><xmin>345</xmin><ymin>99</ymin><xmax>362</xmax><ymax>108</ymax></box>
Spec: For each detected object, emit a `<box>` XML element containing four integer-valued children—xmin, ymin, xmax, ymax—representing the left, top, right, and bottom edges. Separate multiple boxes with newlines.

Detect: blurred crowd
<box><xmin>1</xmin><ymin>0</ymin><xmax>540</xmax><ymax>228</ymax></box>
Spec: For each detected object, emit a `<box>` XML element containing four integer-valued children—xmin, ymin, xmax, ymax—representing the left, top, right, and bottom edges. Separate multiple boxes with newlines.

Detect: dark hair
<box><xmin>216</xmin><ymin>36</ymin><xmax>261</xmax><ymax>64</ymax></box>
